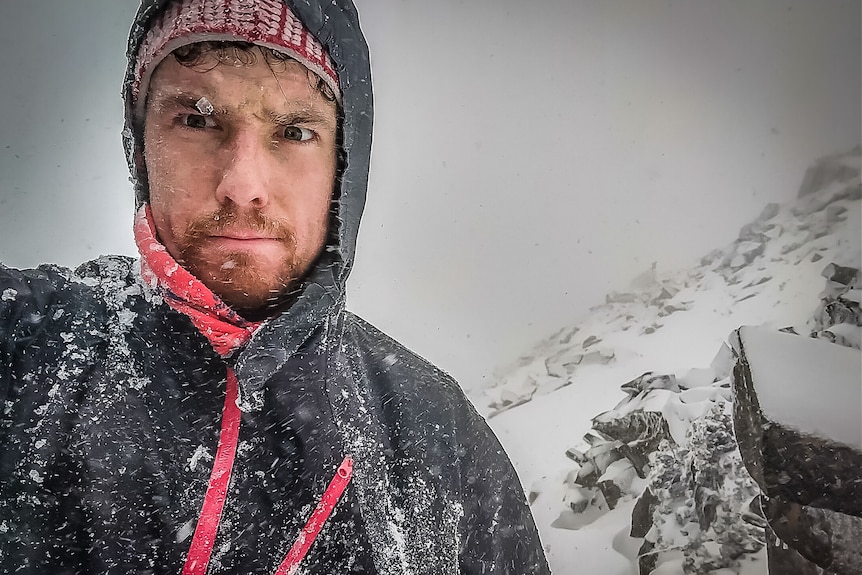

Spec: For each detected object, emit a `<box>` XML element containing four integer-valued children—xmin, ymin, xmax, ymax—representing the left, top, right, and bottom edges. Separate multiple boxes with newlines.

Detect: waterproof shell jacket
<box><xmin>0</xmin><ymin>0</ymin><xmax>550</xmax><ymax>573</ymax></box>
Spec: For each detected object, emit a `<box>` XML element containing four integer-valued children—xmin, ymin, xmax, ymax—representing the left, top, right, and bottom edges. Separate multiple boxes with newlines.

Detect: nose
<box><xmin>215</xmin><ymin>132</ymin><xmax>269</xmax><ymax>208</ymax></box>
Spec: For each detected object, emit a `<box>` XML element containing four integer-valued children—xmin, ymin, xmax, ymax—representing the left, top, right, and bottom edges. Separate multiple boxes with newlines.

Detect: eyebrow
<box><xmin>150</xmin><ymin>91</ymin><xmax>229</xmax><ymax>116</ymax></box>
<box><xmin>269</xmin><ymin>109</ymin><xmax>335</xmax><ymax>129</ymax></box>
<box><xmin>151</xmin><ymin>90</ymin><xmax>334</xmax><ymax>128</ymax></box>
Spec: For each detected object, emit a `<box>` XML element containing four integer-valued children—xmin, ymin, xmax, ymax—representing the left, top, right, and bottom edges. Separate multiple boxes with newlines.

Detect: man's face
<box><xmin>143</xmin><ymin>47</ymin><xmax>338</xmax><ymax>316</ymax></box>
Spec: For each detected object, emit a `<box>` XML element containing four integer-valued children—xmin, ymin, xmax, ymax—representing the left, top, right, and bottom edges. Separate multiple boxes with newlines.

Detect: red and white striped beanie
<box><xmin>132</xmin><ymin>0</ymin><xmax>340</xmax><ymax>115</ymax></box>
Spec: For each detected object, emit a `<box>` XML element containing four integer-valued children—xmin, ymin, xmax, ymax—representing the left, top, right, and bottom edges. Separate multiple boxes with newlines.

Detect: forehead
<box><xmin>153</xmin><ymin>52</ymin><xmax>312</xmax><ymax>94</ymax></box>
<box><xmin>144</xmin><ymin>46</ymin><xmax>336</xmax><ymax>118</ymax></box>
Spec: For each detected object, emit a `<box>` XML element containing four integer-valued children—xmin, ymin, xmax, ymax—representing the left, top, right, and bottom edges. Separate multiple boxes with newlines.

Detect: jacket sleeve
<box><xmin>456</xmin><ymin>398</ymin><xmax>552</xmax><ymax>575</ymax></box>
<box><xmin>0</xmin><ymin>263</ymin><xmax>106</xmax><ymax>569</ymax></box>
<box><xmin>0</xmin><ymin>264</ymin><xmax>63</xmax><ymax>398</ymax></box>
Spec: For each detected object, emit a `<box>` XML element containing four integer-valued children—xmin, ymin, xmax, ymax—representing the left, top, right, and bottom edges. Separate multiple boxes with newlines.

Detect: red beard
<box><xmin>175</xmin><ymin>207</ymin><xmax>303</xmax><ymax>316</ymax></box>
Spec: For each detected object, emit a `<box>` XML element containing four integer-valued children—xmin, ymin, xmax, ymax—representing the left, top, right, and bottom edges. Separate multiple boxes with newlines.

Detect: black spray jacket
<box><xmin>0</xmin><ymin>1</ymin><xmax>550</xmax><ymax>573</ymax></box>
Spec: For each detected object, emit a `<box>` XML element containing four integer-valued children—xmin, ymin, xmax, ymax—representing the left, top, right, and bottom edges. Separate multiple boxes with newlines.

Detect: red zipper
<box><xmin>182</xmin><ymin>368</ymin><xmax>354</xmax><ymax>574</ymax></box>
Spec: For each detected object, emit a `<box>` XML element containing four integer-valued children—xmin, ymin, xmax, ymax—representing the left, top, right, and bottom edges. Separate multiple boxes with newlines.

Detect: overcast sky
<box><xmin>0</xmin><ymin>0</ymin><xmax>859</xmax><ymax>390</ymax></box>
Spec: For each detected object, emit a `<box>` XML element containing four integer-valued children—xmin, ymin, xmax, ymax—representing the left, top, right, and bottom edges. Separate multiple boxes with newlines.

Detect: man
<box><xmin>0</xmin><ymin>1</ymin><xmax>550</xmax><ymax>573</ymax></box>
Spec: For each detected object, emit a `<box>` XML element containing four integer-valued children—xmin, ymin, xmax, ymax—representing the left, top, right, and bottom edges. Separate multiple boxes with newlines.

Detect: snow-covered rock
<box><xmin>479</xmin><ymin>147</ymin><xmax>861</xmax><ymax>575</ymax></box>
<box><xmin>731</xmin><ymin>326</ymin><xmax>862</xmax><ymax>574</ymax></box>
<box><xmin>641</xmin><ymin>403</ymin><xmax>763</xmax><ymax>575</ymax></box>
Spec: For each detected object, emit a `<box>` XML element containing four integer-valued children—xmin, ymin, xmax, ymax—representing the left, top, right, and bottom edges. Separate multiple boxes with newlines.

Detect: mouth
<box><xmin>212</xmin><ymin>229</ymin><xmax>280</xmax><ymax>241</ymax></box>
<box><xmin>205</xmin><ymin>232</ymin><xmax>284</xmax><ymax>254</ymax></box>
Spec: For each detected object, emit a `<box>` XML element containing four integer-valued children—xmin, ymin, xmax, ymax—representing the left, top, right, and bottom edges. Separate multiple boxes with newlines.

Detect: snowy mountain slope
<box><xmin>475</xmin><ymin>147</ymin><xmax>861</xmax><ymax>575</ymax></box>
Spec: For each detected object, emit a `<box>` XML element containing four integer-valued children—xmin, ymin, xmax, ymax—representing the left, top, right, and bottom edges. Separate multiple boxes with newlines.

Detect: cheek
<box><xmin>290</xmin><ymin>193</ymin><xmax>331</xmax><ymax>255</ymax></box>
<box><xmin>281</xmin><ymin>156</ymin><xmax>336</xmax><ymax>242</ymax></box>
<box><xmin>145</xmin><ymin>146</ymin><xmax>197</xmax><ymax>250</ymax></box>
<box><xmin>305</xmin><ymin>173</ymin><xmax>336</xmax><ymax>234</ymax></box>
<box><xmin>147</xmin><ymin>193</ymin><xmax>184</xmax><ymax>255</ymax></box>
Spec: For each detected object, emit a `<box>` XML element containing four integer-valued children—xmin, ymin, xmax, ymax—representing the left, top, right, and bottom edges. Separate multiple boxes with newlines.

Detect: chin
<box><xmin>211</xmin><ymin>266</ymin><xmax>299</xmax><ymax>315</ymax></box>
<box><xmin>181</xmin><ymin>246</ymin><xmax>311</xmax><ymax>316</ymax></box>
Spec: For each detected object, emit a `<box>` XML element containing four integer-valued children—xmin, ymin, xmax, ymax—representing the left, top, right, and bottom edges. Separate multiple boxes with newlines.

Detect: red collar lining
<box><xmin>134</xmin><ymin>204</ymin><xmax>261</xmax><ymax>356</ymax></box>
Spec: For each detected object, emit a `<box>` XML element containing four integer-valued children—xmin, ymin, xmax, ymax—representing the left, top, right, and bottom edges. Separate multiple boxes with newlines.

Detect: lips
<box><xmin>202</xmin><ymin>228</ymin><xmax>286</xmax><ymax>254</ymax></box>
<box><xmin>183</xmin><ymin>213</ymin><xmax>296</xmax><ymax>258</ymax></box>
<box><xmin>213</xmin><ymin>232</ymin><xmax>280</xmax><ymax>241</ymax></box>
<box><xmin>209</xmin><ymin>234</ymin><xmax>282</xmax><ymax>248</ymax></box>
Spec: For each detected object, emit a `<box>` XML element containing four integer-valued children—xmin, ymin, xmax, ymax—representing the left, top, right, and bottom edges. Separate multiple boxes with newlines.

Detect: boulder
<box><xmin>631</xmin><ymin>487</ymin><xmax>658</xmax><ymax>538</ymax></box>
<box><xmin>761</xmin><ymin>497</ymin><xmax>862</xmax><ymax>574</ymax></box>
<box><xmin>619</xmin><ymin>371</ymin><xmax>680</xmax><ymax>397</ymax></box>
<box><xmin>731</xmin><ymin>326</ymin><xmax>862</xmax><ymax>574</ymax></box>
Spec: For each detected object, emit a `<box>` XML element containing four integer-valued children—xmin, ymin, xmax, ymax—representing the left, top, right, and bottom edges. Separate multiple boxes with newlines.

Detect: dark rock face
<box><xmin>762</xmin><ymin>498</ymin><xmax>862</xmax><ymax>574</ymax></box>
<box><xmin>765</xmin><ymin>527</ymin><xmax>830</xmax><ymax>575</ymax></box>
<box><xmin>630</xmin><ymin>487</ymin><xmax>657</xmax><ymax>538</ymax></box>
<box><xmin>731</xmin><ymin>354</ymin><xmax>862</xmax><ymax>516</ymax></box>
<box><xmin>593</xmin><ymin>409</ymin><xmax>671</xmax><ymax>477</ymax></box>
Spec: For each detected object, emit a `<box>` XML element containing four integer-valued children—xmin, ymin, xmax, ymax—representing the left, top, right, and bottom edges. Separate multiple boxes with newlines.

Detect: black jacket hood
<box><xmin>122</xmin><ymin>0</ymin><xmax>374</xmax><ymax>298</ymax></box>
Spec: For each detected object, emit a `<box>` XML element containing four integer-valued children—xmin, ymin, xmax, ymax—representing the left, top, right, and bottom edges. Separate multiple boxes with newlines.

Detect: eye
<box><xmin>280</xmin><ymin>126</ymin><xmax>314</xmax><ymax>141</ymax></box>
<box><xmin>180</xmin><ymin>114</ymin><xmax>217</xmax><ymax>129</ymax></box>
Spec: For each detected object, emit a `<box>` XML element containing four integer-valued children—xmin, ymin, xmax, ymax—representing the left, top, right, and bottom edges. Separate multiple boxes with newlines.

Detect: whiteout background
<box><xmin>0</xmin><ymin>0</ymin><xmax>859</xmax><ymax>390</ymax></box>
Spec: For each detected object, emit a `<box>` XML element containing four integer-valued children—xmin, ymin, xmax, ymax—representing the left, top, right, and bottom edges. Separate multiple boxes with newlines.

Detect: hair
<box><xmin>171</xmin><ymin>41</ymin><xmax>338</xmax><ymax>104</ymax></box>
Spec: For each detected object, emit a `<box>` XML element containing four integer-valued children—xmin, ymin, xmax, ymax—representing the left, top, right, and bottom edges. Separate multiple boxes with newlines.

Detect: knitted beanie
<box><xmin>131</xmin><ymin>0</ymin><xmax>340</xmax><ymax>116</ymax></box>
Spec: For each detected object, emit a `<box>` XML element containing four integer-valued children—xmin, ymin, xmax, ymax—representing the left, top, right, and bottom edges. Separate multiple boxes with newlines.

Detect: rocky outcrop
<box><xmin>548</xmin><ymin>335</ymin><xmax>763</xmax><ymax>572</ymax></box>
<box><xmin>731</xmin><ymin>324</ymin><xmax>862</xmax><ymax>574</ymax></box>
<box><xmin>481</xmin><ymin>149</ymin><xmax>860</xmax><ymax>419</ymax></box>
<box><xmin>482</xmin><ymin>334</ymin><xmax>618</xmax><ymax>418</ymax></box>
<box><xmin>797</xmin><ymin>146</ymin><xmax>862</xmax><ymax>199</ymax></box>
<box><xmin>480</xmin><ymin>279</ymin><xmax>693</xmax><ymax>417</ymax></box>
<box><xmin>549</xmin><ymin>260</ymin><xmax>862</xmax><ymax>574</ymax></box>
<box><xmin>481</xmin><ymin>147</ymin><xmax>860</xmax><ymax>574</ymax></box>
<box><xmin>810</xmin><ymin>263</ymin><xmax>861</xmax><ymax>349</ymax></box>
<box><xmin>641</xmin><ymin>405</ymin><xmax>763</xmax><ymax>575</ymax></box>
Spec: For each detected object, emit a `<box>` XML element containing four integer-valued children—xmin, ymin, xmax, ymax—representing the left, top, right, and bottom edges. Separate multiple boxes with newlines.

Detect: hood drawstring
<box><xmin>275</xmin><ymin>456</ymin><xmax>354</xmax><ymax>575</ymax></box>
<box><xmin>135</xmin><ymin>204</ymin><xmax>354</xmax><ymax>574</ymax></box>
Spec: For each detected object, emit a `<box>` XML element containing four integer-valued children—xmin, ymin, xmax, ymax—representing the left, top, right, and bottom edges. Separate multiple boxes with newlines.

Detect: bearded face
<box><xmin>143</xmin><ymin>48</ymin><xmax>338</xmax><ymax>317</ymax></box>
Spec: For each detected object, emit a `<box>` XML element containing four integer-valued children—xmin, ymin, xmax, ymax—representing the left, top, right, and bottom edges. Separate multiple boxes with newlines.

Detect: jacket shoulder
<box><xmin>339</xmin><ymin>312</ymin><xmax>552</xmax><ymax>574</ymax></box>
<box><xmin>0</xmin><ymin>260</ymin><xmax>105</xmax><ymax>331</ymax></box>
<box><xmin>341</xmin><ymin>311</ymin><xmax>466</xmax><ymax>401</ymax></box>
<box><xmin>0</xmin><ymin>254</ymin><xmax>142</xmax><ymax>362</ymax></box>
<box><xmin>0</xmin><ymin>254</ymin><xmax>140</xmax><ymax>308</ymax></box>
<box><xmin>72</xmin><ymin>255</ymin><xmax>142</xmax><ymax>304</ymax></box>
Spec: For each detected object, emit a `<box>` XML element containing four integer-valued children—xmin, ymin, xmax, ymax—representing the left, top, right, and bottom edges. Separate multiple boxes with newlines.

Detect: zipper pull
<box><xmin>274</xmin><ymin>455</ymin><xmax>355</xmax><ymax>575</ymax></box>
